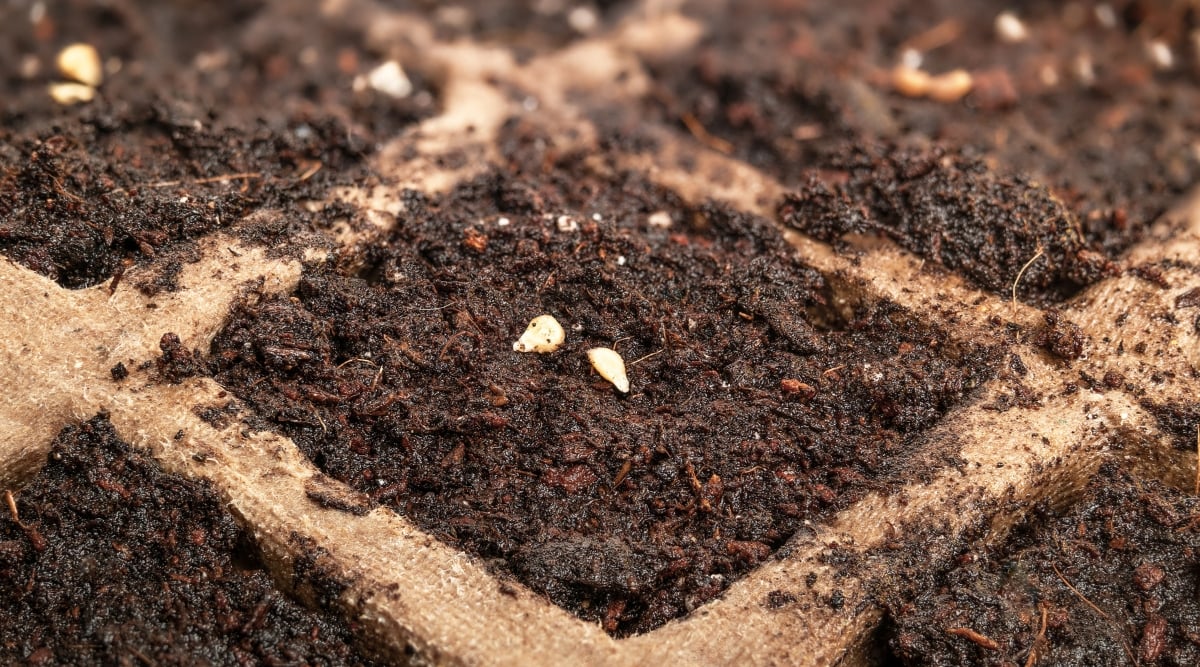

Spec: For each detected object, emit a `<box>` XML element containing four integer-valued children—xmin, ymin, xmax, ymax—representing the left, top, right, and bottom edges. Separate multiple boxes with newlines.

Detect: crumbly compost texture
<box><xmin>210</xmin><ymin>149</ymin><xmax>1001</xmax><ymax>635</ymax></box>
<box><xmin>0</xmin><ymin>115</ymin><xmax>378</xmax><ymax>291</ymax></box>
<box><xmin>634</xmin><ymin>0</ymin><xmax>1200</xmax><ymax>298</ymax></box>
<box><xmin>0</xmin><ymin>0</ymin><xmax>437</xmax><ymax>290</ymax></box>
<box><xmin>779</xmin><ymin>144</ymin><xmax>1116</xmax><ymax>302</ymax></box>
<box><xmin>6</xmin><ymin>0</ymin><xmax>1199</xmax><ymax>655</ymax></box>
<box><xmin>887</xmin><ymin>463</ymin><xmax>1200</xmax><ymax>667</ymax></box>
<box><xmin>1143</xmin><ymin>400</ymin><xmax>1200</xmax><ymax>452</ymax></box>
<box><xmin>0</xmin><ymin>415</ymin><xmax>377</xmax><ymax>666</ymax></box>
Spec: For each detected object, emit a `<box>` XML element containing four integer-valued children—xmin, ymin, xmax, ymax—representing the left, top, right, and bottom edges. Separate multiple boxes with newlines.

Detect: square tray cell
<box><xmin>888</xmin><ymin>463</ymin><xmax>1200</xmax><ymax>666</ymax></box>
<box><xmin>211</xmin><ymin>165</ymin><xmax>1002</xmax><ymax>635</ymax></box>
<box><xmin>0</xmin><ymin>416</ymin><xmax>378</xmax><ymax>665</ymax></box>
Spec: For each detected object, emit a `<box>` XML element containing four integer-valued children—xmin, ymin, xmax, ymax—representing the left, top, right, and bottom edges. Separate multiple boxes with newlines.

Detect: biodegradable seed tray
<box><xmin>2</xmin><ymin>1</ymin><xmax>1199</xmax><ymax>665</ymax></box>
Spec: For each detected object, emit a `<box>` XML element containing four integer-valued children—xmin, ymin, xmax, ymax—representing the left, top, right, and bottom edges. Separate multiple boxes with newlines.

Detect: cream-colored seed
<box><xmin>513</xmin><ymin>315</ymin><xmax>565</xmax><ymax>353</ymax></box>
<box><xmin>57</xmin><ymin>43</ymin><xmax>103</xmax><ymax>87</ymax></box>
<box><xmin>48</xmin><ymin>82</ymin><xmax>95</xmax><ymax>105</ymax></box>
<box><xmin>587</xmin><ymin>347</ymin><xmax>629</xmax><ymax>393</ymax></box>
<box><xmin>891</xmin><ymin>66</ymin><xmax>931</xmax><ymax>98</ymax></box>
<box><xmin>927</xmin><ymin>69</ymin><xmax>974</xmax><ymax>102</ymax></box>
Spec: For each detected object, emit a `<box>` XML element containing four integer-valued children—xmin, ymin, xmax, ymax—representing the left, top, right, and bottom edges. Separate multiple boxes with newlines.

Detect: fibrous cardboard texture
<box><xmin>2</xmin><ymin>3</ymin><xmax>1198</xmax><ymax>665</ymax></box>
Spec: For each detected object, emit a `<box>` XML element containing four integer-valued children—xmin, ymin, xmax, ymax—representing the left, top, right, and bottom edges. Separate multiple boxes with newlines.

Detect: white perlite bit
<box><xmin>567</xmin><ymin>6</ymin><xmax>598</xmax><ymax>34</ymax></box>
<box><xmin>899</xmin><ymin>48</ymin><xmax>923</xmax><ymax>70</ymax></box>
<box><xmin>367</xmin><ymin>61</ymin><xmax>413</xmax><ymax>99</ymax></box>
<box><xmin>513</xmin><ymin>315</ymin><xmax>566</xmax><ymax>353</ymax></box>
<box><xmin>1147</xmin><ymin>40</ymin><xmax>1173</xmax><ymax>70</ymax></box>
<box><xmin>587</xmin><ymin>347</ymin><xmax>629</xmax><ymax>393</ymax></box>
<box><xmin>556</xmin><ymin>215</ymin><xmax>579</xmax><ymax>232</ymax></box>
<box><xmin>647</xmin><ymin>211</ymin><xmax>673</xmax><ymax>228</ymax></box>
<box><xmin>994</xmin><ymin>12</ymin><xmax>1028</xmax><ymax>43</ymax></box>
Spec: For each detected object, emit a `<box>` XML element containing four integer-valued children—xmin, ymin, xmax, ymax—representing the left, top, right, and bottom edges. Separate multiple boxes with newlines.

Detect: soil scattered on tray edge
<box><xmin>208</xmin><ymin>132</ymin><xmax>1008</xmax><ymax>635</ymax></box>
<box><xmin>0</xmin><ymin>414</ymin><xmax>379</xmax><ymax>666</ymax></box>
<box><xmin>0</xmin><ymin>0</ymin><xmax>440</xmax><ymax>291</ymax></box>
<box><xmin>633</xmin><ymin>0</ymin><xmax>1200</xmax><ymax>302</ymax></box>
<box><xmin>884</xmin><ymin>462</ymin><xmax>1200</xmax><ymax>667</ymax></box>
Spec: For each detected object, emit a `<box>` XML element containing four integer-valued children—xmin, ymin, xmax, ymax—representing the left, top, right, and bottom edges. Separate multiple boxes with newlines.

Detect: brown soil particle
<box><xmin>1031</xmin><ymin>311</ymin><xmax>1088</xmax><ymax>361</ymax></box>
<box><xmin>780</xmin><ymin>144</ymin><xmax>1116</xmax><ymax>302</ymax></box>
<box><xmin>1176</xmin><ymin>288</ymin><xmax>1200</xmax><ymax>310</ymax></box>
<box><xmin>0</xmin><ymin>415</ymin><xmax>377</xmax><ymax>666</ymax></box>
<box><xmin>157</xmin><ymin>331</ymin><xmax>202</xmax><ymax>383</ymax></box>
<box><xmin>887</xmin><ymin>463</ymin><xmax>1200</xmax><ymax>667</ymax></box>
<box><xmin>210</xmin><ymin>156</ymin><xmax>1001</xmax><ymax>635</ymax></box>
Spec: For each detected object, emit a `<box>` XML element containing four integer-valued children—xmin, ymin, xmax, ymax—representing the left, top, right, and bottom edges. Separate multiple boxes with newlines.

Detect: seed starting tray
<box><xmin>2</xmin><ymin>2</ymin><xmax>1198</xmax><ymax>665</ymax></box>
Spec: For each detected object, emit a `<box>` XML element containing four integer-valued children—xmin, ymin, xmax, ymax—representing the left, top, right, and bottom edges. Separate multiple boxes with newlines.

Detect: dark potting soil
<box><xmin>0</xmin><ymin>115</ymin><xmax>379</xmax><ymax>291</ymax></box>
<box><xmin>0</xmin><ymin>415</ymin><xmax>378</xmax><ymax>666</ymax></box>
<box><xmin>637</xmin><ymin>0</ymin><xmax>1200</xmax><ymax>299</ymax></box>
<box><xmin>0</xmin><ymin>0</ymin><xmax>438</xmax><ymax>290</ymax></box>
<box><xmin>210</xmin><ymin>151</ymin><xmax>1003</xmax><ymax>635</ymax></box>
<box><xmin>779</xmin><ymin>144</ymin><xmax>1117</xmax><ymax>303</ymax></box>
<box><xmin>1143</xmin><ymin>400</ymin><xmax>1200</xmax><ymax>452</ymax></box>
<box><xmin>5</xmin><ymin>0</ymin><xmax>1197</xmax><ymax>652</ymax></box>
<box><xmin>886</xmin><ymin>463</ymin><xmax>1200</xmax><ymax>667</ymax></box>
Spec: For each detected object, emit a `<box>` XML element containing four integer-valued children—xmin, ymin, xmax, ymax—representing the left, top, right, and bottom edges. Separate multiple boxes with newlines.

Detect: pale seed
<box><xmin>587</xmin><ymin>347</ymin><xmax>629</xmax><ymax>393</ymax></box>
<box><xmin>48</xmin><ymin>82</ymin><xmax>95</xmax><ymax>106</ymax></box>
<box><xmin>891</xmin><ymin>66</ymin><xmax>931</xmax><ymax>98</ymax></box>
<box><xmin>57</xmin><ymin>43</ymin><xmax>102</xmax><ymax>87</ymax></box>
<box><xmin>927</xmin><ymin>69</ymin><xmax>973</xmax><ymax>102</ymax></box>
<box><xmin>513</xmin><ymin>315</ymin><xmax>566</xmax><ymax>353</ymax></box>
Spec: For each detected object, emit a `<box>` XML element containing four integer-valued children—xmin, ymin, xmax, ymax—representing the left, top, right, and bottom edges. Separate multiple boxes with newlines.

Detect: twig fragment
<box><xmin>5</xmin><ymin>489</ymin><xmax>19</xmax><ymax>524</ymax></box>
<box><xmin>297</xmin><ymin>161</ymin><xmax>323</xmax><ymax>182</ymax></box>
<box><xmin>822</xmin><ymin>365</ymin><xmax>846</xmax><ymax>379</ymax></box>
<box><xmin>109</xmin><ymin>171</ymin><xmax>264</xmax><ymax>195</ymax></box>
<box><xmin>945</xmin><ymin>626</ymin><xmax>999</xmax><ymax>650</ymax></box>
<box><xmin>1051</xmin><ymin>563</ymin><xmax>1109</xmax><ymax>621</ymax></box>
<box><xmin>183</xmin><ymin>171</ymin><xmax>263</xmax><ymax>186</ymax></box>
<box><xmin>900</xmin><ymin>18</ymin><xmax>964</xmax><ymax>52</ymax></box>
<box><xmin>1012</xmin><ymin>246</ymin><xmax>1045</xmax><ymax>304</ymax></box>
<box><xmin>1024</xmin><ymin>602</ymin><xmax>1048</xmax><ymax>667</ymax></box>
<box><xmin>628</xmin><ymin>349</ymin><xmax>664</xmax><ymax>367</ymax></box>
<box><xmin>681</xmin><ymin>112</ymin><xmax>733</xmax><ymax>155</ymax></box>
<box><xmin>1052</xmin><ymin>563</ymin><xmax>1136</xmax><ymax>665</ymax></box>
<box><xmin>612</xmin><ymin>460</ymin><xmax>632</xmax><ymax>487</ymax></box>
